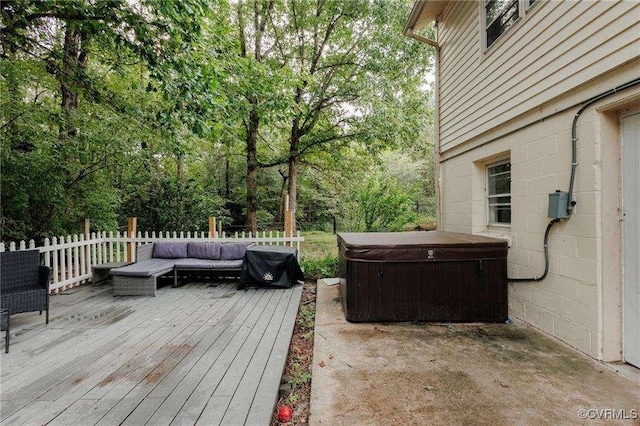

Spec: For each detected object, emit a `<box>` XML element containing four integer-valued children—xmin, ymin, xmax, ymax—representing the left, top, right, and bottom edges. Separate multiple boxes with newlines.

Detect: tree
<box><xmin>340</xmin><ymin>150</ymin><xmax>434</xmax><ymax>232</ymax></box>
<box><xmin>0</xmin><ymin>0</ymin><xmax>227</xmax><ymax>239</ymax></box>
<box><xmin>0</xmin><ymin>0</ymin><xmax>436</xmax><ymax>240</ymax></box>
<box><xmin>261</xmin><ymin>0</ymin><xmax>433</xmax><ymax>227</ymax></box>
<box><xmin>227</xmin><ymin>0</ymin><xmax>292</xmax><ymax>233</ymax></box>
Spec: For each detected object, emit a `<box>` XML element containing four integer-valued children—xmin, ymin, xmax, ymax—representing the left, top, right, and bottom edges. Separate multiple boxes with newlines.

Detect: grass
<box><xmin>299</xmin><ymin>231</ymin><xmax>339</xmax><ymax>260</ymax></box>
<box><xmin>299</xmin><ymin>231</ymin><xmax>339</xmax><ymax>281</ymax></box>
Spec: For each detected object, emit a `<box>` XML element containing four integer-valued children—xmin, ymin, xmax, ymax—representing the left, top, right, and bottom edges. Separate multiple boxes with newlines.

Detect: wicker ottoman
<box><xmin>1</xmin><ymin>309</ymin><xmax>9</xmax><ymax>353</ymax></box>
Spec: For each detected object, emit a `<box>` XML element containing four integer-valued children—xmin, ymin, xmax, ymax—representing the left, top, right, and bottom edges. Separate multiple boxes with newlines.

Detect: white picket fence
<box><xmin>0</xmin><ymin>230</ymin><xmax>304</xmax><ymax>294</ymax></box>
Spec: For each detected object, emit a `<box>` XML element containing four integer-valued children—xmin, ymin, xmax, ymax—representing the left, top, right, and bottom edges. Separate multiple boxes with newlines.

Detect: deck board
<box><xmin>0</xmin><ymin>280</ymin><xmax>302</xmax><ymax>425</ymax></box>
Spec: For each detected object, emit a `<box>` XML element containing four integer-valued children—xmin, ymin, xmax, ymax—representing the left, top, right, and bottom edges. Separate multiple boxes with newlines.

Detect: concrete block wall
<box><xmin>439</xmin><ymin>109</ymin><xmax>601</xmax><ymax>357</ymax></box>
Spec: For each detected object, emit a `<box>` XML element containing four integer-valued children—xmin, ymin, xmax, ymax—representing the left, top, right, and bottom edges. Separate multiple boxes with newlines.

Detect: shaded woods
<box><xmin>1</xmin><ymin>0</ymin><xmax>435</xmax><ymax>242</ymax></box>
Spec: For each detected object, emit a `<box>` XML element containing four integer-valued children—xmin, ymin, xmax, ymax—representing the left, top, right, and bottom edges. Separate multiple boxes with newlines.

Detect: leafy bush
<box><xmin>300</xmin><ymin>254</ymin><xmax>338</xmax><ymax>281</ymax></box>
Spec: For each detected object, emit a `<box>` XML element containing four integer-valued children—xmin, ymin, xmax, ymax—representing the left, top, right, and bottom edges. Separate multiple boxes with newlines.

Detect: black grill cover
<box><xmin>238</xmin><ymin>245</ymin><xmax>304</xmax><ymax>289</ymax></box>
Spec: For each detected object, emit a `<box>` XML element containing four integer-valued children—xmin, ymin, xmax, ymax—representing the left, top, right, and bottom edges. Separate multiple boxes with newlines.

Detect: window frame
<box><xmin>482</xmin><ymin>0</ymin><xmax>541</xmax><ymax>50</ymax></box>
<box><xmin>486</xmin><ymin>159</ymin><xmax>512</xmax><ymax>228</ymax></box>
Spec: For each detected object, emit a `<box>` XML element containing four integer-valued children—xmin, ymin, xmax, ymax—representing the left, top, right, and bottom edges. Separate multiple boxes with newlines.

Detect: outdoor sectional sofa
<box><xmin>111</xmin><ymin>241</ymin><xmax>253</xmax><ymax>296</ymax></box>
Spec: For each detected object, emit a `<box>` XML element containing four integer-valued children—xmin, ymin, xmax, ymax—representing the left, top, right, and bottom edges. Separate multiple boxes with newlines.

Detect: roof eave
<box><xmin>404</xmin><ymin>0</ymin><xmax>450</xmax><ymax>35</ymax></box>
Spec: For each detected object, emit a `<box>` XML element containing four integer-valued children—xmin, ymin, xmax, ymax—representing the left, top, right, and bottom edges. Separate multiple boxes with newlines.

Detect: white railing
<box><xmin>0</xmin><ymin>230</ymin><xmax>304</xmax><ymax>294</ymax></box>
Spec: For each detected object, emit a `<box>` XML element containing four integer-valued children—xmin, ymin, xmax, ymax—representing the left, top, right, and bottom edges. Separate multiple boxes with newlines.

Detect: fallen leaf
<box><xmin>319</xmin><ymin>360</ymin><xmax>326</xmax><ymax>368</ymax></box>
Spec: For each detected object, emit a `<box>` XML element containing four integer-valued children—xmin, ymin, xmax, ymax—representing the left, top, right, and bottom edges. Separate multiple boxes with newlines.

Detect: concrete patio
<box><xmin>0</xmin><ymin>279</ymin><xmax>302</xmax><ymax>425</ymax></box>
<box><xmin>311</xmin><ymin>280</ymin><xmax>640</xmax><ymax>425</ymax></box>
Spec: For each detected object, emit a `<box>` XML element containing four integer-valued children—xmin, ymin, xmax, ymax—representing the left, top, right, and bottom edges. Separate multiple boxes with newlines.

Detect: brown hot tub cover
<box><xmin>338</xmin><ymin>231</ymin><xmax>508</xmax><ymax>262</ymax></box>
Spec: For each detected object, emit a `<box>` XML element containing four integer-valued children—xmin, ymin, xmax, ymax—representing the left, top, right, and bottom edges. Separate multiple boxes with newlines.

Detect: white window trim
<box><xmin>486</xmin><ymin>159</ymin><xmax>511</xmax><ymax>228</ymax></box>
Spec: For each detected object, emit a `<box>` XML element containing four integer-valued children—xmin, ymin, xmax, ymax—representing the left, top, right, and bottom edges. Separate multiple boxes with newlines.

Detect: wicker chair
<box><xmin>0</xmin><ymin>250</ymin><xmax>51</xmax><ymax>324</ymax></box>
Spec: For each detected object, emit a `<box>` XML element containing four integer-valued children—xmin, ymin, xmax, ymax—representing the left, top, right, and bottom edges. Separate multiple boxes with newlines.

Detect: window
<box><xmin>484</xmin><ymin>0</ymin><xmax>540</xmax><ymax>48</ymax></box>
<box><xmin>487</xmin><ymin>161</ymin><xmax>511</xmax><ymax>225</ymax></box>
<box><xmin>485</xmin><ymin>0</ymin><xmax>519</xmax><ymax>47</ymax></box>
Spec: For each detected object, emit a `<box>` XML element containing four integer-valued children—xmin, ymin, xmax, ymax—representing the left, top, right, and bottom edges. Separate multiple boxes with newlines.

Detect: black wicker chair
<box><xmin>1</xmin><ymin>310</ymin><xmax>9</xmax><ymax>353</ymax></box>
<box><xmin>0</xmin><ymin>250</ymin><xmax>51</xmax><ymax>324</ymax></box>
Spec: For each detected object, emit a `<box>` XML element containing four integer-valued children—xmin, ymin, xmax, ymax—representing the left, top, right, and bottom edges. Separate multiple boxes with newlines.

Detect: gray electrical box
<box><xmin>548</xmin><ymin>191</ymin><xmax>570</xmax><ymax>219</ymax></box>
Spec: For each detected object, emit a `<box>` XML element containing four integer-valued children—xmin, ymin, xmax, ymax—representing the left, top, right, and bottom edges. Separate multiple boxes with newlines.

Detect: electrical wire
<box><xmin>567</xmin><ymin>77</ymin><xmax>640</xmax><ymax>215</ymax></box>
<box><xmin>508</xmin><ymin>218</ymin><xmax>559</xmax><ymax>282</ymax></box>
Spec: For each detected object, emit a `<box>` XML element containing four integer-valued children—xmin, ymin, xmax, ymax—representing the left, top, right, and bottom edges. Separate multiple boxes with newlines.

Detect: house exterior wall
<box><xmin>433</xmin><ymin>0</ymin><xmax>640</xmax><ymax>359</ymax></box>
<box><xmin>438</xmin><ymin>0</ymin><xmax>640</xmax><ymax>155</ymax></box>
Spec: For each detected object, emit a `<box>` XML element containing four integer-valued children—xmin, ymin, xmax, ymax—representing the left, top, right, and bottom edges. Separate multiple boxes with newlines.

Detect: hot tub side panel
<box><xmin>340</xmin><ymin>257</ymin><xmax>507</xmax><ymax>323</ymax></box>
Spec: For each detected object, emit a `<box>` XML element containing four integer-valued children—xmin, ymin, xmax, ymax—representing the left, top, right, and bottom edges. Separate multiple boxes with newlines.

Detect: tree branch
<box><xmin>298</xmin><ymin>131</ymin><xmax>363</xmax><ymax>157</ymax></box>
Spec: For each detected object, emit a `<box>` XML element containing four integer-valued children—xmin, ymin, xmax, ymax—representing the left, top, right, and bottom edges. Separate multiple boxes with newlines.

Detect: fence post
<box><xmin>82</xmin><ymin>218</ymin><xmax>90</xmax><ymax>237</ymax></box>
<box><xmin>127</xmin><ymin>217</ymin><xmax>137</xmax><ymax>261</ymax></box>
<box><xmin>209</xmin><ymin>217</ymin><xmax>216</xmax><ymax>238</ymax></box>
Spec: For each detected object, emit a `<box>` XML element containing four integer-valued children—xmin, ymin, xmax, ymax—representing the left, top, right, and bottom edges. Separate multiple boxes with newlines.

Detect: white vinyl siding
<box><xmin>437</xmin><ymin>0</ymin><xmax>640</xmax><ymax>153</ymax></box>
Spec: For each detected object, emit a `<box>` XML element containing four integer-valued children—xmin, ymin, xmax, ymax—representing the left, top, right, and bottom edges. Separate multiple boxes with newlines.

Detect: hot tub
<box><xmin>338</xmin><ymin>232</ymin><xmax>508</xmax><ymax>323</ymax></box>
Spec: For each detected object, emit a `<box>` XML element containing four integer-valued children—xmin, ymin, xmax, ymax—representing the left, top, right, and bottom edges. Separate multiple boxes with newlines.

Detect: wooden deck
<box><xmin>0</xmin><ymin>279</ymin><xmax>302</xmax><ymax>425</ymax></box>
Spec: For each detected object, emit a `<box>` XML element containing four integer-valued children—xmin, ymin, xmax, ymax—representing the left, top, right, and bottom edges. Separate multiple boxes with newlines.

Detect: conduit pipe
<box><xmin>510</xmin><ymin>77</ymin><xmax>640</xmax><ymax>282</ymax></box>
<box><xmin>566</xmin><ymin>77</ymin><xmax>640</xmax><ymax>216</ymax></box>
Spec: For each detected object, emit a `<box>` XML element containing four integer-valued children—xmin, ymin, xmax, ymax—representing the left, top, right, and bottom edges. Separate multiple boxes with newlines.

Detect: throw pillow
<box><xmin>153</xmin><ymin>242</ymin><xmax>188</xmax><ymax>258</ymax></box>
<box><xmin>187</xmin><ymin>242</ymin><xmax>221</xmax><ymax>260</ymax></box>
<box><xmin>220</xmin><ymin>242</ymin><xmax>253</xmax><ymax>260</ymax></box>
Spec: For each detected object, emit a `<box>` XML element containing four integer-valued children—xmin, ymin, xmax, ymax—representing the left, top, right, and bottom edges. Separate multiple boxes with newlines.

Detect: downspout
<box><xmin>404</xmin><ymin>26</ymin><xmax>442</xmax><ymax>230</ymax></box>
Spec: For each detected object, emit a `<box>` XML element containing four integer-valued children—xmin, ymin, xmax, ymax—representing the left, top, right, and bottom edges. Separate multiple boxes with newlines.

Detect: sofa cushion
<box><xmin>209</xmin><ymin>259</ymin><xmax>243</xmax><ymax>269</ymax></box>
<box><xmin>220</xmin><ymin>243</ymin><xmax>253</xmax><ymax>260</ymax></box>
<box><xmin>153</xmin><ymin>242</ymin><xmax>188</xmax><ymax>259</ymax></box>
<box><xmin>173</xmin><ymin>258</ymin><xmax>243</xmax><ymax>270</ymax></box>
<box><xmin>173</xmin><ymin>258</ymin><xmax>219</xmax><ymax>269</ymax></box>
<box><xmin>187</xmin><ymin>242</ymin><xmax>221</xmax><ymax>260</ymax></box>
<box><xmin>110</xmin><ymin>259</ymin><xmax>176</xmax><ymax>277</ymax></box>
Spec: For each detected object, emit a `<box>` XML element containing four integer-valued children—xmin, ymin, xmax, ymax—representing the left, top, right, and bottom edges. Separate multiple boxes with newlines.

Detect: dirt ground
<box><xmin>310</xmin><ymin>281</ymin><xmax>640</xmax><ymax>426</ymax></box>
<box><xmin>272</xmin><ymin>281</ymin><xmax>317</xmax><ymax>425</ymax></box>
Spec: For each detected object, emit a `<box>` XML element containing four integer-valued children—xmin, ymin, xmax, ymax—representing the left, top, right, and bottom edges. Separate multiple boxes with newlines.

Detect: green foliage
<box><xmin>300</xmin><ymin>255</ymin><xmax>339</xmax><ymax>281</ymax></box>
<box><xmin>288</xmin><ymin>362</ymin><xmax>312</xmax><ymax>388</ymax></box>
<box><xmin>121</xmin><ymin>176</ymin><xmax>226</xmax><ymax>232</ymax></box>
<box><xmin>297</xmin><ymin>303</ymin><xmax>316</xmax><ymax>330</ymax></box>
<box><xmin>0</xmin><ymin>0</ymin><xmax>233</xmax><ymax>240</ymax></box>
<box><xmin>0</xmin><ymin>0</ymin><xmax>436</xmax><ymax>241</ymax></box>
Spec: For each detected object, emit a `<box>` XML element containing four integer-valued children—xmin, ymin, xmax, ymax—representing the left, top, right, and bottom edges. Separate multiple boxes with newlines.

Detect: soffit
<box><xmin>405</xmin><ymin>0</ymin><xmax>450</xmax><ymax>32</ymax></box>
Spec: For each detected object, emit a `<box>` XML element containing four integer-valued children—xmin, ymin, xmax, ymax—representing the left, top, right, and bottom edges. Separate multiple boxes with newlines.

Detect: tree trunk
<box><xmin>286</xmin><ymin>87</ymin><xmax>303</xmax><ymax>230</ymax></box>
<box><xmin>246</xmin><ymin>107</ymin><xmax>259</xmax><ymax>234</ymax></box>
<box><xmin>177</xmin><ymin>153</ymin><xmax>184</xmax><ymax>183</ymax></box>
<box><xmin>59</xmin><ymin>25</ymin><xmax>87</xmax><ymax>139</ymax></box>
<box><xmin>287</xmin><ymin>152</ymin><xmax>298</xmax><ymax>232</ymax></box>
<box><xmin>277</xmin><ymin>168</ymin><xmax>289</xmax><ymax>223</ymax></box>
<box><xmin>225</xmin><ymin>157</ymin><xmax>231</xmax><ymax>200</ymax></box>
<box><xmin>4</xmin><ymin>44</ymin><xmax>22</xmax><ymax>150</ymax></box>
